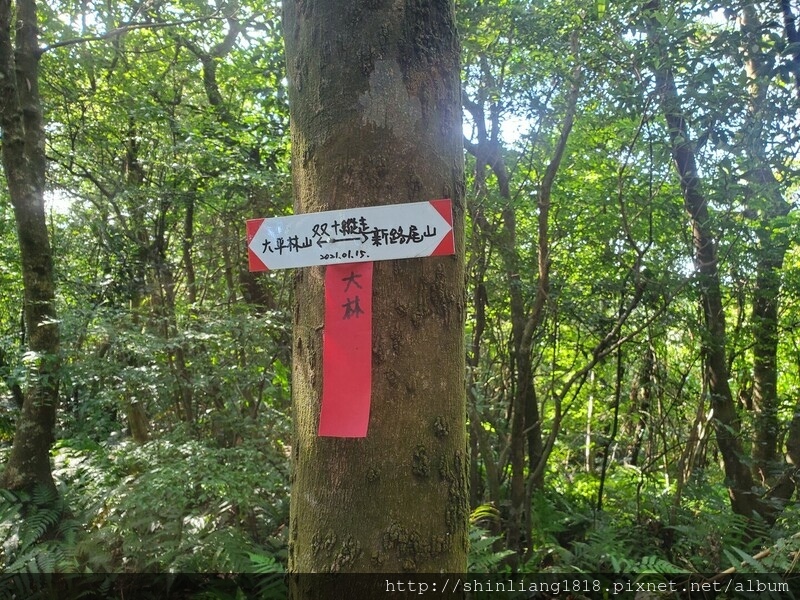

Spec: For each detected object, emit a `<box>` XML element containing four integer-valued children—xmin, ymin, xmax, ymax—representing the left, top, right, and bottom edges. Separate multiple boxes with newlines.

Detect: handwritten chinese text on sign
<box><xmin>246</xmin><ymin>199</ymin><xmax>453</xmax><ymax>271</ymax></box>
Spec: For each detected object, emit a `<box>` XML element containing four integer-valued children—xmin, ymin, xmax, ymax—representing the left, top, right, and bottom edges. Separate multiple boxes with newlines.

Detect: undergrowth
<box><xmin>3</xmin><ymin>442</ymin><xmax>799</xmax><ymax>587</ymax></box>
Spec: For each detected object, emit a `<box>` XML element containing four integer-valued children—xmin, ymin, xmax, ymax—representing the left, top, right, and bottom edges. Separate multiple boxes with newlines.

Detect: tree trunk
<box><xmin>463</xmin><ymin>34</ymin><xmax>580</xmax><ymax>558</ymax></box>
<box><xmin>645</xmin><ymin>0</ymin><xmax>763</xmax><ymax>520</ymax></box>
<box><xmin>740</xmin><ymin>4</ymin><xmax>792</xmax><ymax>487</ymax></box>
<box><xmin>283</xmin><ymin>0</ymin><xmax>467</xmax><ymax>580</ymax></box>
<box><xmin>0</xmin><ymin>0</ymin><xmax>60</xmax><ymax>493</ymax></box>
<box><xmin>625</xmin><ymin>345</ymin><xmax>655</xmax><ymax>467</ymax></box>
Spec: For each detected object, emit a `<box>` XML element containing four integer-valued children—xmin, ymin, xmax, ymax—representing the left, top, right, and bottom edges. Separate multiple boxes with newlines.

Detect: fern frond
<box><xmin>30</xmin><ymin>485</ymin><xmax>59</xmax><ymax>507</ymax></box>
<box><xmin>248</xmin><ymin>552</ymin><xmax>284</xmax><ymax>574</ymax></box>
<box><xmin>470</xmin><ymin>503</ymin><xmax>501</xmax><ymax>526</ymax></box>
<box><xmin>635</xmin><ymin>555</ymin><xmax>684</xmax><ymax>574</ymax></box>
<box><xmin>468</xmin><ymin>526</ymin><xmax>514</xmax><ymax>573</ymax></box>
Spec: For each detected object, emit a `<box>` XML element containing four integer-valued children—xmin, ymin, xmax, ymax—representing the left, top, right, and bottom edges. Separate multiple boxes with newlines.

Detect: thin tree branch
<box><xmin>41</xmin><ymin>12</ymin><xmax>229</xmax><ymax>54</ymax></box>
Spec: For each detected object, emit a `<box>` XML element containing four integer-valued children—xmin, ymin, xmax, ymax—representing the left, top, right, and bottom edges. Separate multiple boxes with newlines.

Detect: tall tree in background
<box><xmin>283</xmin><ymin>0</ymin><xmax>468</xmax><ymax>576</ymax></box>
<box><xmin>739</xmin><ymin>3</ymin><xmax>795</xmax><ymax>490</ymax></box>
<box><xmin>645</xmin><ymin>0</ymin><xmax>762</xmax><ymax>520</ymax></box>
<box><xmin>0</xmin><ymin>0</ymin><xmax>60</xmax><ymax>491</ymax></box>
<box><xmin>644</xmin><ymin>0</ymin><xmax>798</xmax><ymax>525</ymax></box>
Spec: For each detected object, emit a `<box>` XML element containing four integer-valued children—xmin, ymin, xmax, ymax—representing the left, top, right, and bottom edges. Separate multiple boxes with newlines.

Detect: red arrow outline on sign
<box><xmin>246</xmin><ymin>218</ymin><xmax>269</xmax><ymax>272</ymax></box>
<box><xmin>429</xmin><ymin>198</ymin><xmax>454</xmax><ymax>257</ymax></box>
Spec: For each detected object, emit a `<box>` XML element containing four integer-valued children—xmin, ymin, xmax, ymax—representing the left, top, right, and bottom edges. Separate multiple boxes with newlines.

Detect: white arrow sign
<box><xmin>246</xmin><ymin>199</ymin><xmax>454</xmax><ymax>271</ymax></box>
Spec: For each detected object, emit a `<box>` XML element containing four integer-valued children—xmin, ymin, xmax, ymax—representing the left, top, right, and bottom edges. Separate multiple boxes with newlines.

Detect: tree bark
<box><xmin>283</xmin><ymin>0</ymin><xmax>467</xmax><ymax>580</ymax></box>
<box><xmin>645</xmin><ymin>0</ymin><xmax>763</xmax><ymax>520</ymax></box>
<box><xmin>740</xmin><ymin>4</ymin><xmax>793</xmax><ymax>487</ymax></box>
<box><xmin>0</xmin><ymin>0</ymin><xmax>61</xmax><ymax>492</ymax></box>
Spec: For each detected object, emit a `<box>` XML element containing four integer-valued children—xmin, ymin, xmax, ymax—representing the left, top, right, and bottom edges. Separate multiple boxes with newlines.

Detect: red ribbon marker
<box><xmin>319</xmin><ymin>261</ymin><xmax>373</xmax><ymax>437</ymax></box>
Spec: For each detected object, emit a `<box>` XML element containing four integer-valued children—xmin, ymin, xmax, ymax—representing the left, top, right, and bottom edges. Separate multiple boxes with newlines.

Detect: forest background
<box><xmin>2</xmin><ymin>0</ymin><xmax>800</xmax><ymax>585</ymax></box>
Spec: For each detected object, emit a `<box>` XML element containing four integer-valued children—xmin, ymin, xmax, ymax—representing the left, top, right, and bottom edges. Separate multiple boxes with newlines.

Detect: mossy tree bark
<box><xmin>282</xmin><ymin>0</ymin><xmax>467</xmax><ymax>578</ymax></box>
<box><xmin>0</xmin><ymin>0</ymin><xmax>60</xmax><ymax>493</ymax></box>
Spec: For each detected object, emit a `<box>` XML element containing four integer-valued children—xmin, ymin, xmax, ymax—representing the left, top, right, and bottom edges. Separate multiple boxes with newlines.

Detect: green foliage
<box><xmin>56</xmin><ymin>302</ymin><xmax>291</xmax><ymax>443</ymax></box>
<box><xmin>468</xmin><ymin>525</ymin><xmax>515</xmax><ymax>573</ymax></box>
<box><xmin>0</xmin><ymin>484</ymin><xmax>81</xmax><ymax>598</ymax></box>
<box><xmin>49</xmin><ymin>430</ymin><xmax>289</xmax><ymax>573</ymax></box>
<box><xmin>468</xmin><ymin>505</ymin><xmax>515</xmax><ymax>572</ymax></box>
<box><xmin>519</xmin><ymin>469</ymin><xmax>776</xmax><ymax>576</ymax></box>
<box><xmin>2</xmin><ymin>0</ymin><xmax>800</xmax><ymax>580</ymax></box>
